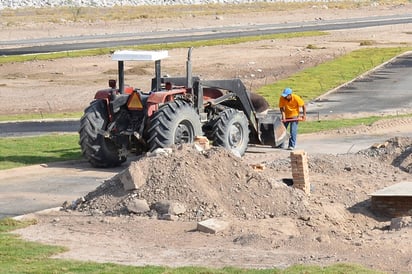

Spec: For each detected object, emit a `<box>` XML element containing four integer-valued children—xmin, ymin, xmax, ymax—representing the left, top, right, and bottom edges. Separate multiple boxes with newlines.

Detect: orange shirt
<box><xmin>279</xmin><ymin>94</ymin><xmax>305</xmax><ymax>118</ymax></box>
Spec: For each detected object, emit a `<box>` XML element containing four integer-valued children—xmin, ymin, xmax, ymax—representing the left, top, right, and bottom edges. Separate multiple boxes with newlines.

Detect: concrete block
<box><xmin>118</xmin><ymin>161</ymin><xmax>147</xmax><ymax>191</ymax></box>
<box><xmin>153</xmin><ymin>200</ymin><xmax>186</xmax><ymax>215</ymax></box>
<box><xmin>194</xmin><ymin>136</ymin><xmax>210</xmax><ymax>151</ymax></box>
<box><xmin>197</xmin><ymin>218</ymin><xmax>229</xmax><ymax>234</ymax></box>
<box><xmin>125</xmin><ymin>198</ymin><xmax>150</xmax><ymax>214</ymax></box>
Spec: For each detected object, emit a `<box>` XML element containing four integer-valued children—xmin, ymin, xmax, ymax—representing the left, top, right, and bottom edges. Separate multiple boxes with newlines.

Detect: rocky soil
<box><xmin>1</xmin><ymin>0</ymin><xmax>248</xmax><ymax>9</ymax></box>
<box><xmin>66</xmin><ymin>139</ymin><xmax>412</xmax><ymax>222</ymax></box>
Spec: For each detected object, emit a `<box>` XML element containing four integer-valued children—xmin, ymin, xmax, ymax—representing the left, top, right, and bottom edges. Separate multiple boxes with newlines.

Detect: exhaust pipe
<box><xmin>186</xmin><ymin>47</ymin><xmax>193</xmax><ymax>91</ymax></box>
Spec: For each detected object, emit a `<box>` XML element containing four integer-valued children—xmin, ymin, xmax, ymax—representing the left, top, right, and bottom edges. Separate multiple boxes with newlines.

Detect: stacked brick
<box><xmin>290</xmin><ymin>150</ymin><xmax>310</xmax><ymax>195</ymax></box>
<box><xmin>371</xmin><ymin>196</ymin><xmax>412</xmax><ymax>218</ymax></box>
<box><xmin>370</xmin><ymin>182</ymin><xmax>412</xmax><ymax>218</ymax></box>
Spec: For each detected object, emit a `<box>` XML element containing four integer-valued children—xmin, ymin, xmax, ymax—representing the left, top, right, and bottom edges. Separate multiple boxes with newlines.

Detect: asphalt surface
<box><xmin>0</xmin><ymin>119</ymin><xmax>79</xmax><ymax>137</ymax></box>
<box><xmin>308</xmin><ymin>52</ymin><xmax>412</xmax><ymax>118</ymax></box>
<box><xmin>0</xmin><ymin>163</ymin><xmax>108</xmax><ymax>218</ymax></box>
<box><xmin>1</xmin><ymin>14</ymin><xmax>412</xmax><ymax>55</ymax></box>
<box><xmin>0</xmin><ymin>159</ymin><xmax>136</xmax><ymax>219</ymax></box>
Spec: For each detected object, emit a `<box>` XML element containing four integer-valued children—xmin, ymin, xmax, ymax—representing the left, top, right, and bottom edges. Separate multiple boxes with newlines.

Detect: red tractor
<box><xmin>79</xmin><ymin>48</ymin><xmax>286</xmax><ymax>167</ymax></box>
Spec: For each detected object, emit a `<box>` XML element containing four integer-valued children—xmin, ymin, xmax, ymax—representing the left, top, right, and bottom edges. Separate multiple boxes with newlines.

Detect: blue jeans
<box><xmin>284</xmin><ymin>118</ymin><xmax>298</xmax><ymax>148</ymax></box>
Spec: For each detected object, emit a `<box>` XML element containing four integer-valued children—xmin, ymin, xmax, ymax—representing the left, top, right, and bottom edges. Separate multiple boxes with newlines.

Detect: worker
<box><xmin>278</xmin><ymin>87</ymin><xmax>306</xmax><ymax>150</ymax></box>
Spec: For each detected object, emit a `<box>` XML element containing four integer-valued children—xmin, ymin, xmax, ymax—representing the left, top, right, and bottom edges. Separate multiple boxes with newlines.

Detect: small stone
<box><xmin>197</xmin><ymin>218</ymin><xmax>229</xmax><ymax>234</ymax></box>
<box><xmin>125</xmin><ymin>198</ymin><xmax>150</xmax><ymax>214</ymax></box>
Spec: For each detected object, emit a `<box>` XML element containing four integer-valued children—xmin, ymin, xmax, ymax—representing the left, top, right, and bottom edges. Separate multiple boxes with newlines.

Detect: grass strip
<box><xmin>299</xmin><ymin>114</ymin><xmax>412</xmax><ymax>134</ymax></box>
<box><xmin>0</xmin><ymin>134</ymin><xmax>81</xmax><ymax>170</ymax></box>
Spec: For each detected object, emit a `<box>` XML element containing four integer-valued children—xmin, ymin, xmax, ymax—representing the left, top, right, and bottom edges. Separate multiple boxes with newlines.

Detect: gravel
<box><xmin>1</xmin><ymin>0</ymin><xmax>337</xmax><ymax>9</ymax></box>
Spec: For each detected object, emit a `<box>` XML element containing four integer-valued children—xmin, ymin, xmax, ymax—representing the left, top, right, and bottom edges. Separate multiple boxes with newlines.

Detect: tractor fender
<box><xmin>146</xmin><ymin>89</ymin><xmax>187</xmax><ymax>116</ymax></box>
<box><xmin>93</xmin><ymin>90</ymin><xmax>114</xmax><ymax>121</ymax></box>
<box><xmin>94</xmin><ymin>89</ymin><xmax>112</xmax><ymax>100</ymax></box>
<box><xmin>94</xmin><ymin>87</ymin><xmax>134</xmax><ymax>100</ymax></box>
<box><xmin>94</xmin><ymin>88</ymin><xmax>135</xmax><ymax>120</ymax></box>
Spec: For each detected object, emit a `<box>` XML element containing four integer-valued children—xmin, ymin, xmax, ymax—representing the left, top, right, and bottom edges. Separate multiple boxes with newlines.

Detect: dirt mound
<box><xmin>69</xmin><ymin>145</ymin><xmax>310</xmax><ymax>221</ymax></box>
<box><xmin>67</xmin><ymin>137</ymin><xmax>412</xmax><ymax>226</ymax></box>
<box><xmin>358</xmin><ymin>136</ymin><xmax>412</xmax><ymax>173</ymax></box>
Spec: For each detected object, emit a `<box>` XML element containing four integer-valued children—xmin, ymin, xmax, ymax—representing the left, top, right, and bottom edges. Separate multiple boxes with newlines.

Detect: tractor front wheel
<box><xmin>147</xmin><ymin>100</ymin><xmax>202</xmax><ymax>151</ymax></box>
<box><xmin>212</xmin><ymin>108</ymin><xmax>250</xmax><ymax>156</ymax></box>
<box><xmin>79</xmin><ymin>100</ymin><xmax>127</xmax><ymax>168</ymax></box>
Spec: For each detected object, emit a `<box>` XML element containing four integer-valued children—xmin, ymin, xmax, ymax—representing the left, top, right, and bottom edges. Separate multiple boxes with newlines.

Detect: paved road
<box><xmin>0</xmin><ymin>159</ymin><xmax>137</xmax><ymax>219</ymax></box>
<box><xmin>0</xmin><ymin>119</ymin><xmax>79</xmax><ymax>137</ymax></box>
<box><xmin>308</xmin><ymin>52</ymin><xmax>412</xmax><ymax>118</ymax></box>
<box><xmin>1</xmin><ymin>14</ymin><xmax>412</xmax><ymax>55</ymax></box>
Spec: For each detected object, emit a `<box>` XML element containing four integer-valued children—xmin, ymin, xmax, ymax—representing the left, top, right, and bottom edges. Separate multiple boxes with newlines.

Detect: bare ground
<box><xmin>14</xmin><ymin>138</ymin><xmax>412</xmax><ymax>272</ymax></box>
<box><xmin>4</xmin><ymin>3</ymin><xmax>412</xmax><ymax>273</ymax></box>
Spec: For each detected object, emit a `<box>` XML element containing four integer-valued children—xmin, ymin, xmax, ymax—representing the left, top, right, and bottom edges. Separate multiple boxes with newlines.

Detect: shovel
<box><xmin>283</xmin><ymin>117</ymin><xmax>305</xmax><ymax>122</ymax></box>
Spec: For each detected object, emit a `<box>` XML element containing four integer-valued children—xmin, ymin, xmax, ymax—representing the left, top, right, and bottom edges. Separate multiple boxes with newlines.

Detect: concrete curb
<box><xmin>0</xmin><ymin>118</ymin><xmax>80</xmax><ymax>124</ymax></box>
<box><xmin>12</xmin><ymin>207</ymin><xmax>63</xmax><ymax>221</ymax></box>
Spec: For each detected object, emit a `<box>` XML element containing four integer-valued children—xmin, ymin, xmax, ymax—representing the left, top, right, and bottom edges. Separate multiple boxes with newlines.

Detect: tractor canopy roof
<box><xmin>112</xmin><ymin>50</ymin><xmax>169</xmax><ymax>61</ymax></box>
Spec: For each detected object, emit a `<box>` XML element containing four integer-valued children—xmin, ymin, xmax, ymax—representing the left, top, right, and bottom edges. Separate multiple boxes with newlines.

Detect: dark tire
<box><xmin>147</xmin><ymin>100</ymin><xmax>202</xmax><ymax>151</ymax></box>
<box><xmin>212</xmin><ymin>108</ymin><xmax>250</xmax><ymax>156</ymax></box>
<box><xmin>79</xmin><ymin>100</ymin><xmax>127</xmax><ymax>168</ymax></box>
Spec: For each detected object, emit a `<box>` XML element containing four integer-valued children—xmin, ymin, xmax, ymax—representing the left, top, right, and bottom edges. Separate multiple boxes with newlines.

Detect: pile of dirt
<box><xmin>358</xmin><ymin>136</ymin><xmax>412</xmax><ymax>173</ymax></box>
<box><xmin>68</xmin><ymin>145</ymin><xmax>310</xmax><ymax>221</ymax></box>
<box><xmin>66</xmin><ymin>137</ymin><xmax>412</xmax><ymax>227</ymax></box>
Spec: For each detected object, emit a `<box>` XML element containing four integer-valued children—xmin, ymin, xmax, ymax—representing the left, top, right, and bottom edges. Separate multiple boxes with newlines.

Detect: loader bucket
<box><xmin>257</xmin><ymin>113</ymin><xmax>287</xmax><ymax>147</ymax></box>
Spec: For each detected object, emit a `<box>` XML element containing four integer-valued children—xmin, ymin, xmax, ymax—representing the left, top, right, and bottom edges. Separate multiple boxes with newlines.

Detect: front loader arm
<box><xmin>197</xmin><ymin>79</ymin><xmax>260</xmax><ymax>137</ymax></box>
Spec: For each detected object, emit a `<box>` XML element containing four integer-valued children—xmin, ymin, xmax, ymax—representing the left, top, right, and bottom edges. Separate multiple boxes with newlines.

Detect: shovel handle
<box><xmin>283</xmin><ymin>117</ymin><xmax>305</xmax><ymax>122</ymax></box>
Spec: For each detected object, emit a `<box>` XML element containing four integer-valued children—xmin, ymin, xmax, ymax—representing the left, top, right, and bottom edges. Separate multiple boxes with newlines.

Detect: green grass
<box><xmin>0</xmin><ymin>134</ymin><xmax>81</xmax><ymax>170</ymax></box>
<box><xmin>257</xmin><ymin>47</ymin><xmax>412</xmax><ymax>108</ymax></box>
<box><xmin>298</xmin><ymin>114</ymin><xmax>412</xmax><ymax>134</ymax></box>
<box><xmin>0</xmin><ymin>219</ymin><xmax>382</xmax><ymax>274</ymax></box>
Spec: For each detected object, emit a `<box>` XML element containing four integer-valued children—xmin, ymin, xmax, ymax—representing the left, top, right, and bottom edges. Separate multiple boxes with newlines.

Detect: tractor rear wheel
<box><xmin>147</xmin><ymin>100</ymin><xmax>202</xmax><ymax>151</ymax></box>
<box><xmin>79</xmin><ymin>100</ymin><xmax>127</xmax><ymax>168</ymax></box>
<box><xmin>212</xmin><ymin>108</ymin><xmax>250</xmax><ymax>156</ymax></box>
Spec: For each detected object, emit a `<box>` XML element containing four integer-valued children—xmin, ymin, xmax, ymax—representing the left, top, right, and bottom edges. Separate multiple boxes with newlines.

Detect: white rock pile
<box><xmin>1</xmin><ymin>0</ymin><xmax>335</xmax><ymax>9</ymax></box>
